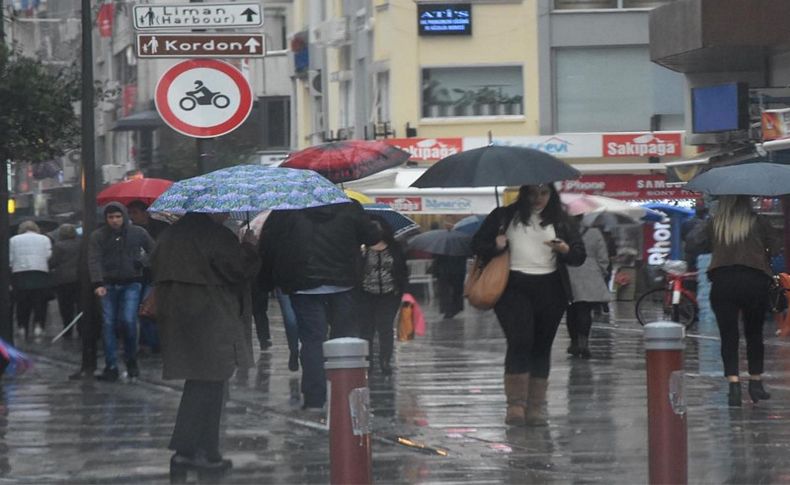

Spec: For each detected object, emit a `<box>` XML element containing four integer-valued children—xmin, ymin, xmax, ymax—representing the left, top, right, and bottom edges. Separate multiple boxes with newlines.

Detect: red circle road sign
<box><xmin>155</xmin><ymin>59</ymin><xmax>253</xmax><ymax>138</ymax></box>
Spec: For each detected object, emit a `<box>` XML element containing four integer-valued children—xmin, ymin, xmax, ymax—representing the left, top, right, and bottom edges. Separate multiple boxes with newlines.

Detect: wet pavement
<box><xmin>6</xmin><ymin>295</ymin><xmax>790</xmax><ymax>483</ymax></box>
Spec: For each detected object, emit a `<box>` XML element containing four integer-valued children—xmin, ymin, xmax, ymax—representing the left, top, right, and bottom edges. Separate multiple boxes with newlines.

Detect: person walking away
<box><xmin>566</xmin><ymin>216</ymin><xmax>611</xmax><ymax>359</ymax></box>
<box><xmin>128</xmin><ymin>200</ymin><xmax>168</xmax><ymax>354</ymax></box>
<box><xmin>260</xmin><ymin>202</ymin><xmax>381</xmax><ymax>410</ymax></box>
<box><xmin>434</xmin><ymin>253</ymin><xmax>467</xmax><ymax>319</ymax></box>
<box><xmin>10</xmin><ymin>221</ymin><xmax>52</xmax><ymax>339</ymax></box>
<box><xmin>152</xmin><ymin>212</ymin><xmax>260</xmax><ymax>480</ymax></box>
<box><xmin>472</xmin><ymin>184</ymin><xmax>585</xmax><ymax>426</ymax></box>
<box><xmin>358</xmin><ymin>218</ymin><xmax>408</xmax><ymax>375</ymax></box>
<box><xmin>695</xmin><ymin>195</ymin><xmax>779</xmax><ymax>406</ymax></box>
<box><xmin>50</xmin><ymin>224</ymin><xmax>81</xmax><ymax>338</ymax></box>
<box><xmin>88</xmin><ymin>203</ymin><xmax>154</xmax><ymax>382</ymax></box>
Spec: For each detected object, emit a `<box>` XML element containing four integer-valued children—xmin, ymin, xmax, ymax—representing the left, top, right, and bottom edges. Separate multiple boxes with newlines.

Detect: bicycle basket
<box><xmin>662</xmin><ymin>260</ymin><xmax>688</xmax><ymax>276</ymax></box>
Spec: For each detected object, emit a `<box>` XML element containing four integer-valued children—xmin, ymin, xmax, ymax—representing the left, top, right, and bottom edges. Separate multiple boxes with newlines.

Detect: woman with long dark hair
<box><xmin>357</xmin><ymin>217</ymin><xmax>408</xmax><ymax>375</ymax></box>
<box><xmin>699</xmin><ymin>195</ymin><xmax>779</xmax><ymax>406</ymax></box>
<box><xmin>473</xmin><ymin>184</ymin><xmax>585</xmax><ymax>426</ymax></box>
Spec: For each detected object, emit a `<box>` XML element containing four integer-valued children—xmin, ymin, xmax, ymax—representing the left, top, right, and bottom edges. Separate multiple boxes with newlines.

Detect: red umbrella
<box><xmin>281</xmin><ymin>140</ymin><xmax>410</xmax><ymax>183</ymax></box>
<box><xmin>97</xmin><ymin>178</ymin><xmax>173</xmax><ymax>206</ymax></box>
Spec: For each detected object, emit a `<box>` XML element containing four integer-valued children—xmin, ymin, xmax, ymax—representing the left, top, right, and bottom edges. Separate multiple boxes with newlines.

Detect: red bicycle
<box><xmin>635</xmin><ymin>261</ymin><xmax>698</xmax><ymax>328</ymax></box>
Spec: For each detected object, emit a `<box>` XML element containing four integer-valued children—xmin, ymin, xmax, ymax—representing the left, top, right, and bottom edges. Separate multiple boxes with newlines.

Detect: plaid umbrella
<box><xmin>282</xmin><ymin>140</ymin><xmax>410</xmax><ymax>183</ymax></box>
<box><xmin>148</xmin><ymin>165</ymin><xmax>349</xmax><ymax>219</ymax></box>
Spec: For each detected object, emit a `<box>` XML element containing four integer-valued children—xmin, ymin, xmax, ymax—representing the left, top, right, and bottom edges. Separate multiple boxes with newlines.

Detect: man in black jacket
<box><xmin>88</xmin><ymin>202</ymin><xmax>154</xmax><ymax>382</ymax></box>
<box><xmin>260</xmin><ymin>202</ymin><xmax>381</xmax><ymax>409</ymax></box>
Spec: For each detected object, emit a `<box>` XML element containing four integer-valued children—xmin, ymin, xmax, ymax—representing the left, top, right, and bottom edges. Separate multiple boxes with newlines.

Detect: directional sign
<box><xmin>136</xmin><ymin>34</ymin><xmax>265</xmax><ymax>58</ymax></box>
<box><xmin>133</xmin><ymin>2</ymin><xmax>263</xmax><ymax>30</ymax></box>
<box><xmin>155</xmin><ymin>59</ymin><xmax>253</xmax><ymax>138</ymax></box>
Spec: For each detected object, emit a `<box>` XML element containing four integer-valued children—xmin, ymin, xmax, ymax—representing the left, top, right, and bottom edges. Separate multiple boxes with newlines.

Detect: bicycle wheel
<box><xmin>635</xmin><ymin>288</ymin><xmax>670</xmax><ymax>326</ymax></box>
<box><xmin>635</xmin><ymin>288</ymin><xmax>697</xmax><ymax>328</ymax></box>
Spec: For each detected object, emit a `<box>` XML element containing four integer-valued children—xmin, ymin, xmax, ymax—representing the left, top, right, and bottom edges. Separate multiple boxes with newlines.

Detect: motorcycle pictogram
<box><xmin>179</xmin><ymin>80</ymin><xmax>230</xmax><ymax>111</ymax></box>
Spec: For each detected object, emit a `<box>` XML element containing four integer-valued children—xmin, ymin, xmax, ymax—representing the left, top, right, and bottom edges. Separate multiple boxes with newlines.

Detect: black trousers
<box><xmin>566</xmin><ymin>302</ymin><xmax>594</xmax><ymax>342</ymax></box>
<box><xmin>170</xmin><ymin>380</ymin><xmax>226</xmax><ymax>459</ymax></box>
<box><xmin>710</xmin><ymin>266</ymin><xmax>771</xmax><ymax>377</ymax></box>
<box><xmin>494</xmin><ymin>271</ymin><xmax>567</xmax><ymax>377</ymax></box>
<box><xmin>357</xmin><ymin>292</ymin><xmax>401</xmax><ymax>367</ymax></box>
<box><xmin>56</xmin><ymin>282</ymin><xmax>80</xmax><ymax>331</ymax></box>
<box><xmin>14</xmin><ymin>287</ymin><xmax>48</xmax><ymax>332</ymax></box>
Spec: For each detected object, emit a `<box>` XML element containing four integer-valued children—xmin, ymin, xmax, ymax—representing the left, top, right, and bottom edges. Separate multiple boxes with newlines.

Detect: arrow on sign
<box><xmin>240</xmin><ymin>8</ymin><xmax>258</xmax><ymax>22</ymax></box>
<box><xmin>244</xmin><ymin>37</ymin><xmax>261</xmax><ymax>54</ymax></box>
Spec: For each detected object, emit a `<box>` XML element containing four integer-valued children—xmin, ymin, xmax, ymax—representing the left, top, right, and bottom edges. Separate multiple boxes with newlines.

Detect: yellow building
<box><xmin>292</xmin><ymin>0</ymin><xmax>540</xmax><ymax>148</ymax></box>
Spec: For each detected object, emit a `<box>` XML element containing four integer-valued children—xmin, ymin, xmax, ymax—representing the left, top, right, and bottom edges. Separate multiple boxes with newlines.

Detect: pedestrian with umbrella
<box><xmin>148</xmin><ymin>165</ymin><xmax>350</xmax><ymax>479</ymax></box>
<box><xmin>408</xmin><ymin>228</ymin><xmax>471</xmax><ymax>318</ymax></box>
<box><xmin>414</xmin><ymin>145</ymin><xmax>585</xmax><ymax>426</ymax></box>
<box><xmin>683</xmin><ymin>162</ymin><xmax>786</xmax><ymax>406</ymax></box>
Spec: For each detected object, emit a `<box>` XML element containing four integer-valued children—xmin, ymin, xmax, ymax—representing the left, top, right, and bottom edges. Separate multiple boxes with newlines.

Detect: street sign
<box><xmin>155</xmin><ymin>59</ymin><xmax>253</xmax><ymax>139</ymax></box>
<box><xmin>133</xmin><ymin>2</ymin><xmax>263</xmax><ymax>30</ymax></box>
<box><xmin>136</xmin><ymin>33</ymin><xmax>265</xmax><ymax>58</ymax></box>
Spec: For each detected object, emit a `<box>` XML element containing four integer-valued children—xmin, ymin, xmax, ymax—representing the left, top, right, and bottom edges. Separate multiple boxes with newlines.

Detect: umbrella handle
<box><xmin>494</xmin><ymin>186</ymin><xmax>500</xmax><ymax>208</ymax></box>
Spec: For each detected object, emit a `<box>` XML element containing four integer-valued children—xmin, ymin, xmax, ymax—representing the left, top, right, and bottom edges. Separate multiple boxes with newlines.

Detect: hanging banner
<box><xmin>97</xmin><ymin>3</ymin><xmax>114</xmax><ymax>38</ymax></box>
<box><xmin>556</xmin><ymin>174</ymin><xmax>697</xmax><ymax>201</ymax></box>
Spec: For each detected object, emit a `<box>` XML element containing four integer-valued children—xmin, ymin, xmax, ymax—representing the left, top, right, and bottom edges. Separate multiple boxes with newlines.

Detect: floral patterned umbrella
<box><xmin>148</xmin><ymin>164</ymin><xmax>349</xmax><ymax>219</ymax></box>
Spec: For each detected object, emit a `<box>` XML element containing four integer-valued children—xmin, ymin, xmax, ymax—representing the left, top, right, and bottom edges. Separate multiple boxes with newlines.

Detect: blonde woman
<box><xmin>701</xmin><ymin>195</ymin><xmax>779</xmax><ymax>406</ymax></box>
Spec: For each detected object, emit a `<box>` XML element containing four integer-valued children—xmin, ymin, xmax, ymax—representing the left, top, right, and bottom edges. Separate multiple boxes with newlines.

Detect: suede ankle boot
<box><xmin>526</xmin><ymin>377</ymin><xmax>549</xmax><ymax>427</ymax></box>
<box><xmin>748</xmin><ymin>380</ymin><xmax>770</xmax><ymax>403</ymax></box>
<box><xmin>504</xmin><ymin>373</ymin><xmax>529</xmax><ymax>426</ymax></box>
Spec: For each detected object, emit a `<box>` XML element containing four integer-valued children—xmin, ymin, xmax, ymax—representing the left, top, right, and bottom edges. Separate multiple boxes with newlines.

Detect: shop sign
<box><xmin>384</xmin><ymin>138</ymin><xmax>463</xmax><ymax>163</ymax></box>
<box><xmin>643</xmin><ymin>220</ymin><xmax>673</xmax><ymax>266</ymax></box>
<box><xmin>557</xmin><ymin>174</ymin><xmax>695</xmax><ymax>200</ymax></box>
<box><xmin>375</xmin><ymin>197</ymin><xmax>422</xmax><ymax>212</ymax></box>
<box><xmin>423</xmin><ymin>197</ymin><xmax>472</xmax><ymax>212</ymax></box>
<box><xmin>417</xmin><ymin>4</ymin><xmax>472</xmax><ymax>36</ymax></box>
<box><xmin>463</xmin><ymin>134</ymin><xmax>602</xmax><ymax>158</ymax></box>
<box><xmin>603</xmin><ymin>132</ymin><xmax>683</xmax><ymax>158</ymax></box>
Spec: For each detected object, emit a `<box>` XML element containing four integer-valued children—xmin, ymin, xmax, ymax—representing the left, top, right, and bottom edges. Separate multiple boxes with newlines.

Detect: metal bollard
<box><xmin>644</xmin><ymin>321</ymin><xmax>687</xmax><ymax>485</ymax></box>
<box><xmin>324</xmin><ymin>337</ymin><xmax>372</xmax><ymax>485</ymax></box>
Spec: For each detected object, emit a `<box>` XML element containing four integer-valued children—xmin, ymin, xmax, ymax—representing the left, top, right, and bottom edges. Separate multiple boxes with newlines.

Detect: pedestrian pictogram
<box><xmin>155</xmin><ymin>59</ymin><xmax>253</xmax><ymax>139</ymax></box>
<box><xmin>133</xmin><ymin>2</ymin><xmax>263</xmax><ymax>30</ymax></box>
<box><xmin>136</xmin><ymin>34</ymin><xmax>265</xmax><ymax>58</ymax></box>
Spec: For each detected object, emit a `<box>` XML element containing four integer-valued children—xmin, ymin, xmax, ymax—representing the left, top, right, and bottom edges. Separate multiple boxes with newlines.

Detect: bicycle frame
<box><xmin>665</xmin><ymin>271</ymin><xmax>697</xmax><ymax>322</ymax></box>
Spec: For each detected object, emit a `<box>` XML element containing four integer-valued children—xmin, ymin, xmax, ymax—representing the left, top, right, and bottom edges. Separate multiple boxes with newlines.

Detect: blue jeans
<box><xmin>290</xmin><ymin>290</ymin><xmax>355</xmax><ymax>407</ymax></box>
<box><xmin>275</xmin><ymin>288</ymin><xmax>298</xmax><ymax>355</ymax></box>
<box><xmin>100</xmin><ymin>282</ymin><xmax>142</xmax><ymax>370</ymax></box>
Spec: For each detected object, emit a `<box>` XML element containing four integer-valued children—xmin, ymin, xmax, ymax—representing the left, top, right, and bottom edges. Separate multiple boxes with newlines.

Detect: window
<box><xmin>264</xmin><ymin>8</ymin><xmax>287</xmax><ymax>51</ymax></box>
<box><xmin>261</xmin><ymin>96</ymin><xmax>290</xmax><ymax>149</ymax></box>
<box><xmin>555</xmin><ymin>46</ymin><xmax>685</xmax><ymax>132</ymax></box>
<box><xmin>554</xmin><ymin>0</ymin><xmax>675</xmax><ymax>9</ymax></box>
<box><xmin>373</xmin><ymin>71</ymin><xmax>390</xmax><ymax>123</ymax></box>
<box><xmin>422</xmin><ymin>66</ymin><xmax>523</xmax><ymax>118</ymax></box>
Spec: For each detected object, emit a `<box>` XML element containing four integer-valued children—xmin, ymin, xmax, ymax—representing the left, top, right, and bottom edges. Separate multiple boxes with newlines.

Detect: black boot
<box><xmin>566</xmin><ymin>339</ymin><xmax>579</xmax><ymax>356</ymax></box>
<box><xmin>748</xmin><ymin>380</ymin><xmax>771</xmax><ymax>403</ymax></box>
<box><xmin>96</xmin><ymin>367</ymin><xmax>119</xmax><ymax>383</ymax></box>
<box><xmin>577</xmin><ymin>335</ymin><xmax>592</xmax><ymax>360</ymax></box>
<box><xmin>127</xmin><ymin>359</ymin><xmax>139</xmax><ymax>379</ymax></box>
<box><xmin>728</xmin><ymin>381</ymin><xmax>742</xmax><ymax>407</ymax></box>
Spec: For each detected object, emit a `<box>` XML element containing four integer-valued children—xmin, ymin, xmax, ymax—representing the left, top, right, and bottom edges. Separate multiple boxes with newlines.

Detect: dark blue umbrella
<box><xmin>684</xmin><ymin>162</ymin><xmax>790</xmax><ymax>196</ymax></box>
<box><xmin>363</xmin><ymin>204</ymin><xmax>420</xmax><ymax>240</ymax></box>
<box><xmin>453</xmin><ymin>215</ymin><xmax>486</xmax><ymax>235</ymax></box>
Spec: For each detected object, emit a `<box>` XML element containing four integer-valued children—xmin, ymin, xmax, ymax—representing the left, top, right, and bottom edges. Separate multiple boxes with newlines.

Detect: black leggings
<box><xmin>566</xmin><ymin>301</ymin><xmax>594</xmax><ymax>342</ymax></box>
<box><xmin>494</xmin><ymin>271</ymin><xmax>567</xmax><ymax>377</ymax></box>
<box><xmin>710</xmin><ymin>266</ymin><xmax>771</xmax><ymax>377</ymax></box>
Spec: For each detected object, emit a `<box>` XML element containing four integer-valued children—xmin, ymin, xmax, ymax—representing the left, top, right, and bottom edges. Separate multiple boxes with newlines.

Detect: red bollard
<box><xmin>645</xmin><ymin>321</ymin><xmax>687</xmax><ymax>485</ymax></box>
<box><xmin>324</xmin><ymin>338</ymin><xmax>372</xmax><ymax>485</ymax></box>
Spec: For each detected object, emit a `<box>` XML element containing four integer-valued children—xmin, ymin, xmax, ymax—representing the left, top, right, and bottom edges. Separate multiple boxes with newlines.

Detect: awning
<box><xmin>111</xmin><ymin>110</ymin><xmax>163</xmax><ymax>131</ymax></box>
<box><xmin>664</xmin><ymin>148</ymin><xmax>757</xmax><ymax>186</ymax></box>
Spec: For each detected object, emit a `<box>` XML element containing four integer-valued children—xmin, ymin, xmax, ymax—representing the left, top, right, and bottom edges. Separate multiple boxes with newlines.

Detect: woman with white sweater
<box><xmin>10</xmin><ymin>221</ymin><xmax>52</xmax><ymax>338</ymax></box>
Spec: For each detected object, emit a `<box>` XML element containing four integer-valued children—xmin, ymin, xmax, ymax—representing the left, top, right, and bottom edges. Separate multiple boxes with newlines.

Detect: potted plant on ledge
<box><xmin>452</xmin><ymin>89</ymin><xmax>477</xmax><ymax>117</ymax></box>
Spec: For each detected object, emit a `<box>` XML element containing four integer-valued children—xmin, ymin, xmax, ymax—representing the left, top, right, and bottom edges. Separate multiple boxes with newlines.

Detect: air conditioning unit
<box><xmin>309</xmin><ymin>70</ymin><xmax>323</xmax><ymax>97</ymax></box>
<box><xmin>101</xmin><ymin>164</ymin><xmax>126</xmax><ymax>184</ymax></box>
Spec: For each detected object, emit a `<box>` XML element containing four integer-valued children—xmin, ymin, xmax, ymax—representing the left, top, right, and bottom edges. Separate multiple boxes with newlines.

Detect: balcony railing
<box><xmin>554</xmin><ymin>0</ymin><xmax>676</xmax><ymax>10</ymax></box>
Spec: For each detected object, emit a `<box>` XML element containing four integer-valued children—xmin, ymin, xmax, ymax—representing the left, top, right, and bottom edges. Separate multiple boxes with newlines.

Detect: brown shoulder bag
<box><xmin>464</xmin><ymin>250</ymin><xmax>510</xmax><ymax>310</ymax></box>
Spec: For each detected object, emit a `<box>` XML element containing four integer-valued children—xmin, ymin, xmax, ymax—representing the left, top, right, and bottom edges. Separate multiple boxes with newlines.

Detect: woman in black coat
<box><xmin>357</xmin><ymin>217</ymin><xmax>408</xmax><ymax>375</ymax></box>
<box><xmin>472</xmin><ymin>184</ymin><xmax>585</xmax><ymax>427</ymax></box>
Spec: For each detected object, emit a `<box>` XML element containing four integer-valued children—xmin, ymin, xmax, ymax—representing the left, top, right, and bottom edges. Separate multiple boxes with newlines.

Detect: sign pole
<box><xmin>190</xmin><ymin>0</ymin><xmax>211</xmax><ymax>175</ymax></box>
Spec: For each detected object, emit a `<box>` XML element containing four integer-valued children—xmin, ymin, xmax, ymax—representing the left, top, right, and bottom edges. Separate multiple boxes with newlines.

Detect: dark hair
<box><xmin>514</xmin><ymin>184</ymin><xmax>569</xmax><ymax>227</ymax></box>
<box><xmin>127</xmin><ymin>200</ymin><xmax>149</xmax><ymax>211</ymax></box>
<box><xmin>369</xmin><ymin>215</ymin><xmax>397</xmax><ymax>247</ymax></box>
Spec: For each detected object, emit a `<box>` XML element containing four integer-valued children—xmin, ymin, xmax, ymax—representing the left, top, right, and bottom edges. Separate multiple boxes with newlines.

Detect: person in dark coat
<box><xmin>357</xmin><ymin>217</ymin><xmax>408</xmax><ymax>375</ymax></box>
<box><xmin>151</xmin><ymin>212</ymin><xmax>260</xmax><ymax>479</ymax></box>
<box><xmin>50</xmin><ymin>224</ymin><xmax>81</xmax><ymax>338</ymax></box>
<box><xmin>434</xmin><ymin>253</ymin><xmax>467</xmax><ymax>319</ymax></box>
<box><xmin>260</xmin><ymin>202</ymin><xmax>381</xmax><ymax>409</ymax></box>
<box><xmin>473</xmin><ymin>184</ymin><xmax>585</xmax><ymax>427</ymax></box>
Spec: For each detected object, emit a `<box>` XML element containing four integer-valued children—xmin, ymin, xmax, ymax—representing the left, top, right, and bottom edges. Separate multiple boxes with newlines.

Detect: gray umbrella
<box><xmin>408</xmin><ymin>229</ymin><xmax>472</xmax><ymax>256</ymax></box>
<box><xmin>684</xmin><ymin>162</ymin><xmax>790</xmax><ymax>196</ymax></box>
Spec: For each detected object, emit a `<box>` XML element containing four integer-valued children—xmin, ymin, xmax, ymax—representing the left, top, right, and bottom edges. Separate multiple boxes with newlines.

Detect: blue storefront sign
<box><xmin>417</xmin><ymin>4</ymin><xmax>472</xmax><ymax>36</ymax></box>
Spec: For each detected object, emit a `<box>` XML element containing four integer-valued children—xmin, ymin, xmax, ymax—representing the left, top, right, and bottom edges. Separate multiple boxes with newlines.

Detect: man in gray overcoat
<box><xmin>151</xmin><ymin>212</ymin><xmax>260</xmax><ymax>478</ymax></box>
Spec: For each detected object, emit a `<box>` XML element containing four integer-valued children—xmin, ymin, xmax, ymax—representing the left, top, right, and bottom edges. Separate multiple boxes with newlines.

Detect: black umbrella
<box><xmin>684</xmin><ymin>162</ymin><xmax>790</xmax><ymax>196</ymax></box>
<box><xmin>411</xmin><ymin>145</ymin><xmax>580</xmax><ymax>189</ymax></box>
<box><xmin>408</xmin><ymin>229</ymin><xmax>472</xmax><ymax>256</ymax></box>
